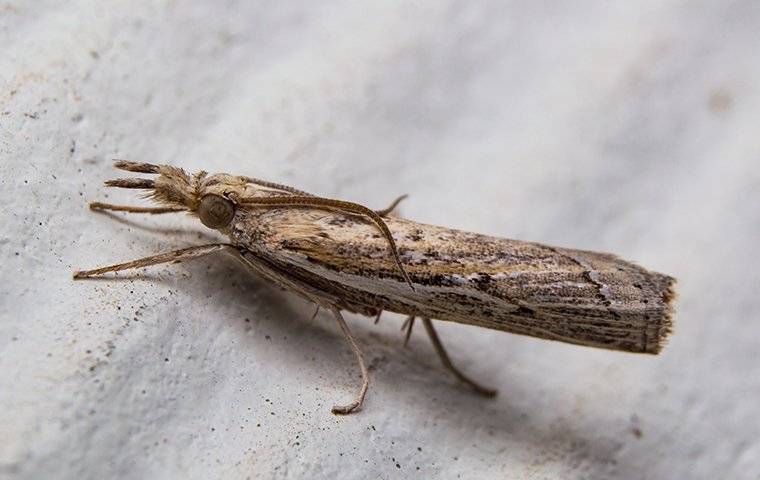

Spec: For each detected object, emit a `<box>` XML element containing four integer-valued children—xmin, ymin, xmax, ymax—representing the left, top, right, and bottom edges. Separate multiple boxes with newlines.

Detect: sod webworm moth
<box><xmin>74</xmin><ymin>161</ymin><xmax>676</xmax><ymax>414</ymax></box>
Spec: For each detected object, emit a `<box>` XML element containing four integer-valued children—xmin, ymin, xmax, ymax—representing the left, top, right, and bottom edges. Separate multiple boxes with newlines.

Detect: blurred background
<box><xmin>1</xmin><ymin>1</ymin><xmax>758</xmax><ymax>479</ymax></box>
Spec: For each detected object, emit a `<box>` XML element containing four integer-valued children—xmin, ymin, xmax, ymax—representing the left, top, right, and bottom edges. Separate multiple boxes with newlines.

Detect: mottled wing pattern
<box><xmin>227</xmin><ymin>208</ymin><xmax>675</xmax><ymax>354</ymax></box>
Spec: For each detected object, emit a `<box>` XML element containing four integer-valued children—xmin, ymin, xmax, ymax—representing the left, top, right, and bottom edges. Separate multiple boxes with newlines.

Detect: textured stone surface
<box><xmin>1</xmin><ymin>1</ymin><xmax>759</xmax><ymax>479</ymax></box>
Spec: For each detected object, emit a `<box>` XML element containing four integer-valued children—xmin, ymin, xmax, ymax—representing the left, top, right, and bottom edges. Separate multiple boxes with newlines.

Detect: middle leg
<box><xmin>227</xmin><ymin>251</ymin><xmax>370</xmax><ymax>415</ymax></box>
<box><xmin>329</xmin><ymin>307</ymin><xmax>370</xmax><ymax>415</ymax></box>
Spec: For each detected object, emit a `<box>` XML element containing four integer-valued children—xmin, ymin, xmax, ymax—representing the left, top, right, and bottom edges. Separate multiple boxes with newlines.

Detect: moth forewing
<box><xmin>224</xmin><ymin>208</ymin><xmax>675</xmax><ymax>354</ymax></box>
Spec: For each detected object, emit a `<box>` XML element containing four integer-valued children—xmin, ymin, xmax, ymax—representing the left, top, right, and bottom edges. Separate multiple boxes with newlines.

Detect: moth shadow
<box><xmin>379</xmin><ymin>341</ymin><xmax>660</xmax><ymax>478</ymax></box>
<box><xmin>180</xmin><ymin>256</ymin><xmax>658</xmax><ymax>479</ymax></box>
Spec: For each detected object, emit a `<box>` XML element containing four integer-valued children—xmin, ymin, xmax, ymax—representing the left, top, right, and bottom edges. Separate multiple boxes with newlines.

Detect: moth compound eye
<box><xmin>198</xmin><ymin>194</ymin><xmax>235</xmax><ymax>229</ymax></box>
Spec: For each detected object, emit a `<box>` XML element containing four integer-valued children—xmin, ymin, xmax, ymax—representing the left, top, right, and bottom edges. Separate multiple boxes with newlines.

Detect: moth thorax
<box><xmin>198</xmin><ymin>194</ymin><xmax>235</xmax><ymax>229</ymax></box>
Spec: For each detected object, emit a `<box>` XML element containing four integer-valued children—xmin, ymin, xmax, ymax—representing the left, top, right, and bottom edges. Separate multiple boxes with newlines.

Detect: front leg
<box><xmin>73</xmin><ymin>243</ymin><xmax>238</xmax><ymax>278</ymax></box>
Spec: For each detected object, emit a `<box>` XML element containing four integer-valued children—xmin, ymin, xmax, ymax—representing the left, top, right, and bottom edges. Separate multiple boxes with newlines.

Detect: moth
<box><xmin>74</xmin><ymin>161</ymin><xmax>676</xmax><ymax>414</ymax></box>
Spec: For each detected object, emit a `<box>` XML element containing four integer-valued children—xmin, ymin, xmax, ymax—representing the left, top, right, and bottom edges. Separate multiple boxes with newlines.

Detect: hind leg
<box><xmin>421</xmin><ymin>318</ymin><xmax>497</xmax><ymax>397</ymax></box>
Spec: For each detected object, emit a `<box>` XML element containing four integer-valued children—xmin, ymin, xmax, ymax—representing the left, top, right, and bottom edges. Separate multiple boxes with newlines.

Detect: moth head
<box><xmin>106</xmin><ymin>160</ymin><xmax>247</xmax><ymax>230</ymax></box>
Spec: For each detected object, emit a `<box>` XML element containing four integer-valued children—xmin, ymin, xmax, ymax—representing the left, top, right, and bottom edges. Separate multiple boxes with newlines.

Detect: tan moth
<box><xmin>74</xmin><ymin>161</ymin><xmax>676</xmax><ymax>414</ymax></box>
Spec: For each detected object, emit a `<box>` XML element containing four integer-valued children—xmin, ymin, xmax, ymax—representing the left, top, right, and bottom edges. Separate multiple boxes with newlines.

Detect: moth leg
<box><xmin>375</xmin><ymin>194</ymin><xmax>408</xmax><ymax>217</ymax></box>
<box><xmin>73</xmin><ymin>243</ymin><xmax>235</xmax><ymax>278</ymax></box>
<box><xmin>200</xmin><ymin>248</ymin><xmax>369</xmax><ymax>414</ymax></box>
<box><xmin>89</xmin><ymin>201</ymin><xmax>186</xmax><ymax>214</ymax></box>
<box><xmin>222</xmin><ymin>250</ymin><xmax>368</xmax><ymax>413</ymax></box>
<box><xmin>400</xmin><ymin>315</ymin><xmax>415</xmax><ymax>347</ymax></box>
<box><xmin>330</xmin><ymin>307</ymin><xmax>370</xmax><ymax>415</ymax></box>
<box><xmin>421</xmin><ymin>318</ymin><xmax>497</xmax><ymax>397</ymax></box>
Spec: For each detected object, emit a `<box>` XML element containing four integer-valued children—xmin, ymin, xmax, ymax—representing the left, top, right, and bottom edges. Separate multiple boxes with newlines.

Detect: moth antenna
<box><xmin>236</xmin><ymin>195</ymin><xmax>416</xmax><ymax>291</ymax></box>
<box><xmin>105</xmin><ymin>178</ymin><xmax>156</xmax><ymax>189</ymax></box>
<box><xmin>113</xmin><ymin>160</ymin><xmax>161</xmax><ymax>174</ymax></box>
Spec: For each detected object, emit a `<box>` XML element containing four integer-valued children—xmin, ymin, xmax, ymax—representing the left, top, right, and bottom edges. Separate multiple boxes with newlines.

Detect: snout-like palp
<box><xmin>104</xmin><ymin>178</ymin><xmax>156</xmax><ymax>189</ymax></box>
<box><xmin>90</xmin><ymin>160</ymin><xmax>185</xmax><ymax>213</ymax></box>
<box><xmin>113</xmin><ymin>160</ymin><xmax>161</xmax><ymax>174</ymax></box>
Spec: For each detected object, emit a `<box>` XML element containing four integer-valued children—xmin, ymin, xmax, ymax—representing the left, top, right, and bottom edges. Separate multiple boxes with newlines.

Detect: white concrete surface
<box><xmin>1</xmin><ymin>1</ymin><xmax>759</xmax><ymax>479</ymax></box>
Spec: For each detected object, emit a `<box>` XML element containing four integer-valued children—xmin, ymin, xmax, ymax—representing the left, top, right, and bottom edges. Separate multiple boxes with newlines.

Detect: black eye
<box><xmin>198</xmin><ymin>195</ymin><xmax>235</xmax><ymax>229</ymax></box>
